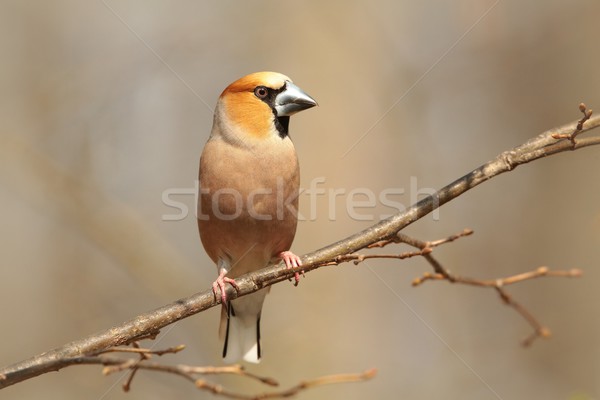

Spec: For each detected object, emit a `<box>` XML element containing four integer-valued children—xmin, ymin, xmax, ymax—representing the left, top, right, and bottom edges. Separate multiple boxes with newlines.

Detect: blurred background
<box><xmin>1</xmin><ymin>1</ymin><xmax>600</xmax><ymax>399</ymax></box>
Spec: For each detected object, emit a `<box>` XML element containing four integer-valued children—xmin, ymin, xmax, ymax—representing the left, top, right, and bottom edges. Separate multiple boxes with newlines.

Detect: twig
<box><xmin>74</xmin><ymin>352</ymin><xmax>374</xmax><ymax>399</ymax></box>
<box><xmin>96</xmin><ymin>344</ymin><xmax>186</xmax><ymax>356</ymax></box>
<box><xmin>494</xmin><ymin>287</ymin><xmax>552</xmax><ymax>347</ymax></box>
<box><xmin>368</xmin><ymin>228</ymin><xmax>474</xmax><ymax>249</ymax></box>
<box><xmin>411</xmin><ymin>265</ymin><xmax>583</xmax><ymax>287</ymax></box>
<box><xmin>315</xmin><ymin>228</ymin><xmax>474</xmax><ymax>267</ymax></box>
<box><xmin>412</xmin><ymin>263</ymin><xmax>582</xmax><ymax>346</ymax></box>
<box><xmin>552</xmin><ymin>102</ymin><xmax>593</xmax><ymax>143</ymax></box>
<box><xmin>1</xmin><ymin>104</ymin><xmax>598</xmax><ymax>389</ymax></box>
<box><xmin>98</xmin><ymin>358</ymin><xmax>279</xmax><ymax>387</ymax></box>
<box><xmin>249</xmin><ymin>368</ymin><xmax>377</xmax><ymax>400</ymax></box>
<box><xmin>121</xmin><ymin>342</ymin><xmax>146</xmax><ymax>392</ymax></box>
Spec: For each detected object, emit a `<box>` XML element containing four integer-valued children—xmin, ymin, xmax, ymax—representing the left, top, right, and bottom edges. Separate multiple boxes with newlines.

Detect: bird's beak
<box><xmin>274</xmin><ymin>81</ymin><xmax>318</xmax><ymax>117</ymax></box>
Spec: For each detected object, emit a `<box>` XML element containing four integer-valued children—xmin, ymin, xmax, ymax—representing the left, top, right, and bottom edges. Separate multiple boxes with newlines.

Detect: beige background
<box><xmin>1</xmin><ymin>1</ymin><xmax>600</xmax><ymax>399</ymax></box>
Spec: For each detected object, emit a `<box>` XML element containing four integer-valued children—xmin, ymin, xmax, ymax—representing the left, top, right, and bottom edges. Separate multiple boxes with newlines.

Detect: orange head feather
<box><xmin>212</xmin><ymin>72</ymin><xmax>316</xmax><ymax>145</ymax></box>
<box><xmin>219</xmin><ymin>72</ymin><xmax>291</xmax><ymax>140</ymax></box>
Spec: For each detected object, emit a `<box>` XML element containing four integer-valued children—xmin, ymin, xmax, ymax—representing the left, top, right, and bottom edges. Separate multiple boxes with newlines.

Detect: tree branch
<box><xmin>1</xmin><ymin>105</ymin><xmax>598</xmax><ymax>389</ymax></box>
<box><xmin>94</xmin><ymin>351</ymin><xmax>376</xmax><ymax>399</ymax></box>
<box><xmin>54</xmin><ymin>341</ymin><xmax>376</xmax><ymax>398</ymax></box>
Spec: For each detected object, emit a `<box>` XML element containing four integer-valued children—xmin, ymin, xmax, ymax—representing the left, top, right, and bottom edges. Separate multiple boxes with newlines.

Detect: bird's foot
<box><xmin>212</xmin><ymin>270</ymin><xmax>239</xmax><ymax>304</ymax></box>
<box><xmin>279</xmin><ymin>251</ymin><xmax>304</xmax><ymax>286</ymax></box>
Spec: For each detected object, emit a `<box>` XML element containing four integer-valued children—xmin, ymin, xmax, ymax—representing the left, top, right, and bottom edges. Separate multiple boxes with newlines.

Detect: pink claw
<box><xmin>212</xmin><ymin>270</ymin><xmax>239</xmax><ymax>304</ymax></box>
<box><xmin>279</xmin><ymin>251</ymin><xmax>304</xmax><ymax>286</ymax></box>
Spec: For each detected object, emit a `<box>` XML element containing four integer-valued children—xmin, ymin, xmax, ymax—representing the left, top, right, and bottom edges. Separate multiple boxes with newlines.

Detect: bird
<box><xmin>197</xmin><ymin>72</ymin><xmax>317</xmax><ymax>363</ymax></box>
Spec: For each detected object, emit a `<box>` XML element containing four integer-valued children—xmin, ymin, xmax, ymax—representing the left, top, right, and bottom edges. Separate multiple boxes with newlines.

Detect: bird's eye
<box><xmin>254</xmin><ymin>86</ymin><xmax>268</xmax><ymax>99</ymax></box>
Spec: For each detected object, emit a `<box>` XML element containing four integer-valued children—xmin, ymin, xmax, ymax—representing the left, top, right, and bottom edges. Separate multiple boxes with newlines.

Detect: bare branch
<box><xmin>341</xmin><ymin>227</ymin><xmax>581</xmax><ymax>346</ymax></box>
<box><xmin>412</xmin><ymin>263</ymin><xmax>582</xmax><ymax>346</ymax></box>
<box><xmin>412</xmin><ymin>266</ymin><xmax>583</xmax><ymax>287</ymax></box>
<box><xmin>368</xmin><ymin>228</ymin><xmax>474</xmax><ymax>249</ymax></box>
<box><xmin>71</xmin><ymin>350</ymin><xmax>375</xmax><ymax>399</ymax></box>
<box><xmin>97</xmin><ymin>344</ymin><xmax>186</xmax><ymax>356</ymax></box>
<box><xmin>1</xmin><ymin>105</ymin><xmax>598</xmax><ymax>389</ymax></box>
<box><xmin>249</xmin><ymin>368</ymin><xmax>377</xmax><ymax>400</ymax></box>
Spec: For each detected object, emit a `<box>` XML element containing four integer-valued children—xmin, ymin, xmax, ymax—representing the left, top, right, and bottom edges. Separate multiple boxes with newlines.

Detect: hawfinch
<box><xmin>197</xmin><ymin>72</ymin><xmax>317</xmax><ymax>363</ymax></box>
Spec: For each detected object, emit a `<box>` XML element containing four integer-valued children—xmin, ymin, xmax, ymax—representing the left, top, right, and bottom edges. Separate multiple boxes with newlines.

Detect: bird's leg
<box><xmin>279</xmin><ymin>251</ymin><xmax>304</xmax><ymax>286</ymax></box>
<box><xmin>212</xmin><ymin>268</ymin><xmax>239</xmax><ymax>304</ymax></box>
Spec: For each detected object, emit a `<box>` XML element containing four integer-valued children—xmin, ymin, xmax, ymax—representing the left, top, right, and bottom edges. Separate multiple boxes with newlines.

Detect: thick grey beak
<box><xmin>274</xmin><ymin>81</ymin><xmax>318</xmax><ymax>117</ymax></box>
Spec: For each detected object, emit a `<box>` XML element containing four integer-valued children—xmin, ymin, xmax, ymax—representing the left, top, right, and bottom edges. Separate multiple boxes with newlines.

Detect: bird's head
<box><xmin>213</xmin><ymin>72</ymin><xmax>317</xmax><ymax>144</ymax></box>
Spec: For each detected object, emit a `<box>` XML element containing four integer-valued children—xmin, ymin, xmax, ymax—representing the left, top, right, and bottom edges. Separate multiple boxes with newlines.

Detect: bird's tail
<box><xmin>220</xmin><ymin>289</ymin><xmax>268</xmax><ymax>364</ymax></box>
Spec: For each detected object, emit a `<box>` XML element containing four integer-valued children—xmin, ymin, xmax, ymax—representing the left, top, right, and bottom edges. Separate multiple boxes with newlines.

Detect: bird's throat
<box><xmin>275</xmin><ymin>116</ymin><xmax>290</xmax><ymax>138</ymax></box>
